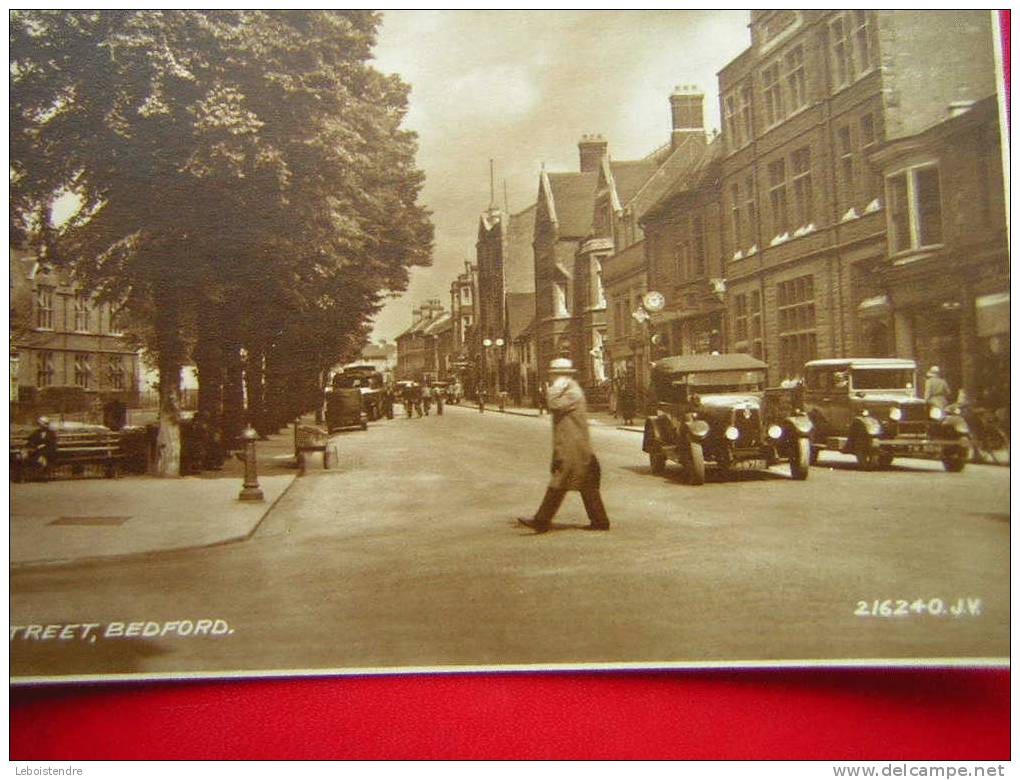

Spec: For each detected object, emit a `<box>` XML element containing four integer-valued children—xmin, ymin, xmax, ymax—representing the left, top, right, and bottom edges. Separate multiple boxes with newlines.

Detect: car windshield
<box><xmin>686</xmin><ymin>369</ymin><xmax>765</xmax><ymax>392</ymax></box>
<box><xmin>850</xmin><ymin>369</ymin><xmax>915</xmax><ymax>391</ymax></box>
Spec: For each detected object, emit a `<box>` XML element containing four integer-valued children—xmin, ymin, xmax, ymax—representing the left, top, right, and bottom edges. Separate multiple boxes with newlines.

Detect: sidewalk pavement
<box><xmin>10</xmin><ymin>422</ymin><xmax>304</xmax><ymax>568</ymax></box>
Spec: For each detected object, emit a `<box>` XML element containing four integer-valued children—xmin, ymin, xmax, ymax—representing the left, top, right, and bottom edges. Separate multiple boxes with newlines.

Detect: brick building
<box><xmin>713</xmin><ymin>9</ymin><xmax>1001</xmax><ymax>387</ymax></box>
<box><xmin>394</xmin><ymin>299</ymin><xmax>447</xmax><ymax>382</ymax></box>
<box><xmin>448</xmin><ymin>262</ymin><xmax>477</xmax><ymax>390</ymax></box>
<box><xmin>10</xmin><ymin>248</ymin><xmax>141</xmax><ymax>419</ymax></box>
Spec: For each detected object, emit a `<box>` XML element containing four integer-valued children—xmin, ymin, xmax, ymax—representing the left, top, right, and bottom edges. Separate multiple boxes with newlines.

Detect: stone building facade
<box><xmin>10</xmin><ymin>248</ymin><xmax>142</xmax><ymax>418</ymax></box>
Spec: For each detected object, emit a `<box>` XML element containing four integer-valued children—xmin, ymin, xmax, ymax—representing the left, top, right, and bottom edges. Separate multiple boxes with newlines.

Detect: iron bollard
<box><xmin>238</xmin><ymin>426</ymin><xmax>264</xmax><ymax>502</ymax></box>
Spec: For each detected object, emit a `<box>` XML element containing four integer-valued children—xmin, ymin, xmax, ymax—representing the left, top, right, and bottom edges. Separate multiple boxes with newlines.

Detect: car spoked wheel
<box><xmin>941</xmin><ymin>444</ymin><xmax>969</xmax><ymax>472</ymax></box>
<box><xmin>853</xmin><ymin>438</ymin><xmax>880</xmax><ymax>470</ymax></box>
<box><xmin>687</xmin><ymin>441</ymin><xmax>705</xmax><ymax>485</ymax></box>
<box><xmin>790</xmin><ymin>437</ymin><xmax>810</xmax><ymax>480</ymax></box>
<box><xmin>649</xmin><ymin>448</ymin><xmax>666</xmax><ymax>475</ymax></box>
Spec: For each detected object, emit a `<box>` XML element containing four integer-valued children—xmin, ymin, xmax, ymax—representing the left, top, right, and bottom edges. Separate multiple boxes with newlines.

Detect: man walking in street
<box><xmin>518</xmin><ymin>358</ymin><xmax>610</xmax><ymax>533</ymax></box>
<box><xmin>924</xmin><ymin>365</ymin><xmax>952</xmax><ymax>410</ymax></box>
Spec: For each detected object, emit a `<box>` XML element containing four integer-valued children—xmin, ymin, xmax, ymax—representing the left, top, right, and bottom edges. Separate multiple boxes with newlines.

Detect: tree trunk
<box><xmin>154</xmin><ymin>308</ymin><xmax>184</xmax><ymax>478</ymax></box>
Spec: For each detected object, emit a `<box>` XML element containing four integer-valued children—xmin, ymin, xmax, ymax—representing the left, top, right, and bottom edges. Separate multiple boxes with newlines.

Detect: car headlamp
<box><xmin>888</xmin><ymin>407</ymin><xmax>902</xmax><ymax>421</ymax></box>
<box><xmin>767</xmin><ymin>424</ymin><xmax>783</xmax><ymax>440</ymax></box>
<box><xmin>929</xmin><ymin>407</ymin><xmax>944</xmax><ymax>421</ymax></box>
<box><xmin>725</xmin><ymin>426</ymin><xmax>740</xmax><ymax>441</ymax></box>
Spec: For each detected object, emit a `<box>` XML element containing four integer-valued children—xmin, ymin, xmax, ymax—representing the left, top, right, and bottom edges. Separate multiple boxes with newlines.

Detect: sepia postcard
<box><xmin>8</xmin><ymin>10</ymin><xmax>1010</xmax><ymax>683</ymax></box>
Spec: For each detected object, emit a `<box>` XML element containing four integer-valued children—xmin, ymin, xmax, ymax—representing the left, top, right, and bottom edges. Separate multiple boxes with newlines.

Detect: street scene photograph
<box><xmin>8</xmin><ymin>10</ymin><xmax>1010</xmax><ymax>683</ymax></box>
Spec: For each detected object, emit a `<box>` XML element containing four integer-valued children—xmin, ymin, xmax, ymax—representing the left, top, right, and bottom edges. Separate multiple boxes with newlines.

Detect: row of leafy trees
<box><xmin>10</xmin><ymin>10</ymin><xmax>433</xmax><ymax>475</ymax></box>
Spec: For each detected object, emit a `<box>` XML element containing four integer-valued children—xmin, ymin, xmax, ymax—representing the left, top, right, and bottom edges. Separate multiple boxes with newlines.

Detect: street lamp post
<box><xmin>481</xmin><ymin>337</ymin><xmax>506</xmax><ymax>412</ymax></box>
<box><xmin>238</xmin><ymin>425</ymin><xmax>264</xmax><ymax>502</ymax></box>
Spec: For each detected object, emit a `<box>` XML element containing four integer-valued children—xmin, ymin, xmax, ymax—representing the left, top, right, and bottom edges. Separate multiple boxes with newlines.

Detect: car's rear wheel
<box><xmin>648</xmin><ymin>448</ymin><xmax>666</xmax><ymax>475</ymax></box>
<box><xmin>790</xmin><ymin>437</ymin><xmax>810</xmax><ymax>480</ymax></box>
<box><xmin>942</xmin><ymin>444</ymin><xmax>968</xmax><ymax>472</ymax></box>
<box><xmin>687</xmin><ymin>441</ymin><xmax>705</xmax><ymax>486</ymax></box>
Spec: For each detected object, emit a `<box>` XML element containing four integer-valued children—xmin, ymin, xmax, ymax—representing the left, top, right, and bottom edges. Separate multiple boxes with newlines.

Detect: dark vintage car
<box><xmin>641</xmin><ymin>353</ymin><xmax>813</xmax><ymax>485</ymax></box>
<box><xmin>801</xmin><ymin>358</ymin><xmax>970</xmax><ymax>471</ymax></box>
<box><xmin>324</xmin><ymin>387</ymin><xmax>368</xmax><ymax>432</ymax></box>
<box><xmin>332</xmin><ymin>366</ymin><xmax>385</xmax><ymax>421</ymax></box>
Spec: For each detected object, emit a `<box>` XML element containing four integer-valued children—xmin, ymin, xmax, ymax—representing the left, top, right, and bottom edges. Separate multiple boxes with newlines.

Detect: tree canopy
<box><xmin>10</xmin><ymin>10</ymin><xmax>433</xmax><ymax>472</ymax></box>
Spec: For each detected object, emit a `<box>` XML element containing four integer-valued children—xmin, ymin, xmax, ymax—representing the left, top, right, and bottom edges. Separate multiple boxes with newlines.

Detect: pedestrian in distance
<box><xmin>422</xmin><ymin>383</ymin><xmax>432</xmax><ymax>416</ymax></box>
<box><xmin>518</xmin><ymin>358</ymin><xmax>610</xmax><ymax>534</ymax></box>
<box><xmin>618</xmin><ymin>380</ymin><xmax>637</xmax><ymax>426</ymax></box>
<box><xmin>434</xmin><ymin>384</ymin><xmax>444</xmax><ymax>415</ymax></box>
<box><xmin>924</xmin><ymin>365</ymin><xmax>952</xmax><ymax>410</ymax></box>
<box><xmin>478</xmin><ymin>383</ymin><xmax>487</xmax><ymax>414</ymax></box>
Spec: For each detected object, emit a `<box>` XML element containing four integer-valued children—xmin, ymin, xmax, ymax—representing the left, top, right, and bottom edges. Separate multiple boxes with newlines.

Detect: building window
<box><xmin>35</xmin><ymin>285</ymin><xmax>54</xmax><ymax>329</ymax></box>
<box><xmin>777</xmin><ymin>275</ymin><xmax>816</xmax><ymax>379</ymax></box>
<box><xmin>553</xmin><ymin>281</ymin><xmax>569</xmax><ymax>317</ymax></box>
<box><xmin>74</xmin><ymin>353</ymin><xmax>93</xmax><ymax>389</ymax></box>
<box><xmin>838</xmin><ymin>125</ymin><xmax>855</xmax><ymax>209</ymax></box>
<box><xmin>851</xmin><ymin>10</ymin><xmax>877</xmax><ymax>76</ymax></box>
<box><xmin>740</xmin><ymin>85</ymin><xmax>753</xmax><ymax>143</ymax></box>
<box><xmin>692</xmin><ymin>216</ymin><xmax>706</xmax><ymax>277</ymax></box>
<box><xmin>830</xmin><ymin>15</ymin><xmax>853</xmax><ymax>89</ymax></box>
<box><xmin>860</xmin><ymin>113</ymin><xmax>876</xmax><ymax>147</ymax></box>
<box><xmin>107</xmin><ymin>355</ymin><xmax>126</xmax><ymax>390</ymax></box>
<box><xmin>734</xmin><ymin>294</ymin><xmax>749</xmax><ymax>342</ymax></box>
<box><xmin>592</xmin><ymin>257</ymin><xmax>607</xmax><ymax>309</ymax></box>
<box><xmin>460</xmin><ymin>286</ymin><xmax>472</xmax><ymax>305</ymax></box>
<box><xmin>886</xmin><ymin>164</ymin><xmax>944</xmax><ymax>253</ymax></box>
<box><xmin>762</xmin><ymin>61</ymin><xmax>785</xmax><ymax>127</ymax></box>
<box><xmin>673</xmin><ymin>235</ymin><xmax>690</xmax><ymax>281</ymax></box>
<box><xmin>744</xmin><ymin>174</ymin><xmax>757</xmax><ymax>246</ymax></box>
<box><xmin>74</xmin><ymin>293</ymin><xmax>91</xmax><ymax>332</ymax></box>
<box><xmin>724</xmin><ymin>93</ymin><xmax>742</xmax><ymax>148</ymax></box>
<box><xmin>36</xmin><ymin>351</ymin><xmax>55</xmax><ymax>388</ymax></box>
<box><xmin>730</xmin><ymin>182</ymin><xmax>743</xmax><ymax>249</ymax></box>
<box><xmin>859</xmin><ymin>113</ymin><xmax>881</xmax><ymax>202</ymax></box>
<box><xmin>785</xmin><ymin>45</ymin><xmax>807</xmax><ymax>111</ymax></box>
<box><xmin>750</xmin><ymin>290</ymin><xmax>763</xmax><ymax>359</ymax></box>
<box><xmin>791</xmin><ymin>147</ymin><xmax>813</xmax><ymax>226</ymax></box>
<box><xmin>768</xmin><ymin>159</ymin><xmax>789</xmax><ymax>236</ymax></box>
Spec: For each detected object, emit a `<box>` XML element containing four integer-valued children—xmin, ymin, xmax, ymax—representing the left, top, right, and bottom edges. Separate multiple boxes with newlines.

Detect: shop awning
<box><xmin>976</xmin><ymin>291</ymin><xmax>1009</xmax><ymax>337</ymax></box>
<box><xmin>857</xmin><ymin>294</ymin><xmax>891</xmax><ymax>318</ymax></box>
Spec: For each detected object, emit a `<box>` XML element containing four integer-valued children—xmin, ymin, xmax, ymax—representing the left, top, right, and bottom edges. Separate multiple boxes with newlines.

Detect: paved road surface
<box><xmin>10</xmin><ymin>403</ymin><xmax>1009</xmax><ymax>679</ymax></box>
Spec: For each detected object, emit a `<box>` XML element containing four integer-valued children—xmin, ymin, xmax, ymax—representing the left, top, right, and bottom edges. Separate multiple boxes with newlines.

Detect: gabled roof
<box><xmin>505</xmin><ymin>292</ymin><xmax>536</xmax><ymax>340</ymax></box>
<box><xmin>541</xmin><ymin>170</ymin><xmax>598</xmax><ymax>238</ymax></box>
<box><xmin>505</xmin><ymin>204</ymin><xmax>536</xmax><ymax>293</ymax></box>
<box><xmin>607</xmin><ymin>158</ymin><xmax>662</xmax><ymax>208</ymax></box>
<box><xmin>639</xmin><ymin>137</ymin><xmax>723</xmax><ymax>224</ymax></box>
<box><xmin>423</xmin><ymin>312</ymin><xmax>452</xmax><ymax>336</ymax></box>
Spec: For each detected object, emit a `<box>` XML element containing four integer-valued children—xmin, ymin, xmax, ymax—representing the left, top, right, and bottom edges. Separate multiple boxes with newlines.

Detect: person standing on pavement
<box><xmin>518</xmin><ymin>358</ymin><xmax>610</xmax><ymax>533</ymax></box>
<box><xmin>26</xmin><ymin>415</ymin><xmax>58</xmax><ymax>479</ymax></box>
<box><xmin>618</xmin><ymin>379</ymin><xmax>637</xmax><ymax>426</ymax></box>
<box><xmin>924</xmin><ymin>366</ymin><xmax>952</xmax><ymax>410</ymax></box>
<box><xmin>433</xmin><ymin>383</ymin><xmax>444</xmax><ymax>415</ymax></box>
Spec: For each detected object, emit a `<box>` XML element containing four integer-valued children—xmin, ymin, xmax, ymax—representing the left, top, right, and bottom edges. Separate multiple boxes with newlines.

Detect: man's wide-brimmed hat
<box><xmin>927</xmin><ymin>365</ymin><xmax>941</xmax><ymax>377</ymax></box>
<box><xmin>548</xmin><ymin>357</ymin><xmax>577</xmax><ymax>374</ymax></box>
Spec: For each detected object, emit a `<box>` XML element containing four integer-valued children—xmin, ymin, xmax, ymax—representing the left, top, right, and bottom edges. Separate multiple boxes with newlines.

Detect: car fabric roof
<box><xmin>804</xmin><ymin>358</ymin><xmax>917</xmax><ymax>370</ymax></box>
<box><xmin>653</xmin><ymin>353</ymin><xmax>767</xmax><ymax>373</ymax></box>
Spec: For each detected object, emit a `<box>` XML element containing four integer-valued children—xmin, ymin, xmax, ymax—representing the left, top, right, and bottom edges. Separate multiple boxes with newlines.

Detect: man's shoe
<box><xmin>517</xmin><ymin>517</ymin><xmax>550</xmax><ymax>534</ymax></box>
<box><xmin>586</xmin><ymin>522</ymin><xmax>610</xmax><ymax>531</ymax></box>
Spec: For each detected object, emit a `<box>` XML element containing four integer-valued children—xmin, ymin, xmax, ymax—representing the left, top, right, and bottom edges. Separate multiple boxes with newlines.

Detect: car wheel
<box><xmin>687</xmin><ymin>441</ymin><xmax>705</xmax><ymax>486</ymax></box>
<box><xmin>649</xmin><ymin>448</ymin><xmax>666</xmax><ymax>475</ymax></box>
<box><xmin>854</xmin><ymin>438</ymin><xmax>879</xmax><ymax>470</ymax></box>
<box><xmin>941</xmin><ymin>445</ymin><xmax>968</xmax><ymax>472</ymax></box>
<box><xmin>790</xmin><ymin>437</ymin><xmax>810</xmax><ymax>480</ymax></box>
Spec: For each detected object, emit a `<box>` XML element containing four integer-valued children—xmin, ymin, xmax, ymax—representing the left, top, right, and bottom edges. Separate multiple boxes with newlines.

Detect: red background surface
<box><xmin>9</xmin><ymin>11</ymin><xmax>1011</xmax><ymax>761</ymax></box>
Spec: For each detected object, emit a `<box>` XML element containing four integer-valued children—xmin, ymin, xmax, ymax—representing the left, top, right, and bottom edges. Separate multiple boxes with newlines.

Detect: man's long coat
<box><xmin>546</xmin><ymin>376</ymin><xmax>597</xmax><ymax>491</ymax></box>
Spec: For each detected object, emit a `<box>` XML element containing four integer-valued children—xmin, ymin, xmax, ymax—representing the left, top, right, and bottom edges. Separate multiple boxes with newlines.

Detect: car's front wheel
<box><xmin>790</xmin><ymin>437</ymin><xmax>810</xmax><ymax>480</ymax></box>
<box><xmin>853</xmin><ymin>438</ymin><xmax>880</xmax><ymax>470</ymax></box>
<box><xmin>941</xmin><ymin>444</ymin><xmax>968</xmax><ymax>472</ymax></box>
<box><xmin>687</xmin><ymin>441</ymin><xmax>705</xmax><ymax>486</ymax></box>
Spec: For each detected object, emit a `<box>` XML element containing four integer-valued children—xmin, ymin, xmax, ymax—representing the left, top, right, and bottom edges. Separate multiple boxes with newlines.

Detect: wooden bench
<box><xmin>10</xmin><ymin>428</ymin><xmax>122</xmax><ymax>482</ymax></box>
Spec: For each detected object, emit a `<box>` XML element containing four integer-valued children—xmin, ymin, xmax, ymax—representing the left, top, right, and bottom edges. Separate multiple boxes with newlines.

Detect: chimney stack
<box><xmin>578</xmin><ymin>134</ymin><xmax>608</xmax><ymax>173</ymax></box>
<box><xmin>669</xmin><ymin>85</ymin><xmax>706</xmax><ymax>148</ymax></box>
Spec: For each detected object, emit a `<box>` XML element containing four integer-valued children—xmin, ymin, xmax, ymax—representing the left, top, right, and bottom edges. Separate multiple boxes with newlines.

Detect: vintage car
<box><xmin>324</xmin><ymin>387</ymin><xmax>368</xmax><ymax>432</ymax></box>
<box><xmin>331</xmin><ymin>367</ymin><xmax>384</xmax><ymax>421</ymax></box>
<box><xmin>800</xmin><ymin>358</ymin><xmax>970</xmax><ymax>471</ymax></box>
<box><xmin>641</xmin><ymin>353</ymin><xmax>813</xmax><ymax>485</ymax></box>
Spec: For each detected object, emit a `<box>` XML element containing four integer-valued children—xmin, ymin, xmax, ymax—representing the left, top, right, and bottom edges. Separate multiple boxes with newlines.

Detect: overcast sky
<box><xmin>368</xmin><ymin>10</ymin><xmax>752</xmax><ymax>342</ymax></box>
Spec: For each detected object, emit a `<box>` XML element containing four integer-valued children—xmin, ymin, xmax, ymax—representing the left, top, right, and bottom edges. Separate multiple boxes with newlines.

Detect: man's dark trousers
<box><xmin>532</xmin><ymin>458</ymin><xmax>608</xmax><ymax>528</ymax></box>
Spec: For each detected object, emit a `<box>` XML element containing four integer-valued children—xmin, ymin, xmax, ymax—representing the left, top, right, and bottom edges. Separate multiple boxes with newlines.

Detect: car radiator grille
<box><xmin>735</xmin><ymin>412</ymin><xmax>761</xmax><ymax>445</ymax></box>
